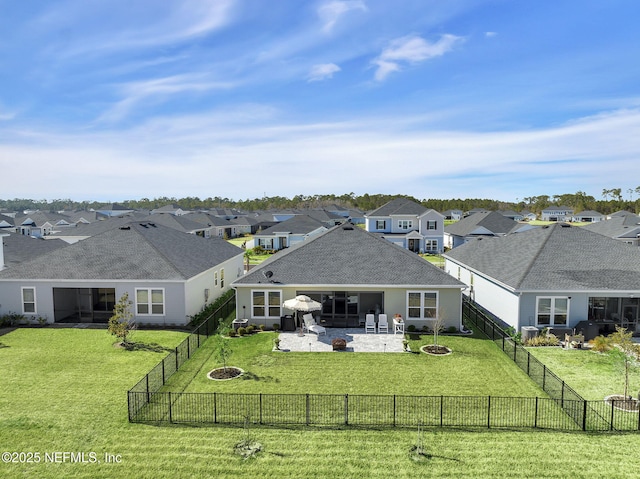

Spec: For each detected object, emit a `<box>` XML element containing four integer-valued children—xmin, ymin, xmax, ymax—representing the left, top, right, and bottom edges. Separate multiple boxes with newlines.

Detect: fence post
<box><xmin>527</xmin><ymin>352</ymin><xmax>531</xmax><ymax>376</ymax></box>
<box><xmin>214</xmin><ymin>392</ymin><xmax>217</xmax><ymax>424</ymax></box>
<box><xmin>542</xmin><ymin>365</ymin><xmax>546</xmax><ymax>391</ymax></box>
<box><xmin>582</xmin><ymin>400</ymin><xmax>588</xmax><ymax>431</ymax></box>
<box><xmin>440</xmin><ymin>395</ymin><xmax>444</xmax><ymax>427</ymax></box>
<box><xmin>513</xmin><ymin>343</ymin><xmax>517</xmax><ymax>362</ymax></box>
<box><xmin>306</xmin><ymin>394</ymin><xmax>310</xmax><ymax>426</ymax></box>
<box><xmin>561</xmin><ymin>381</ymin><xmax>565</xmax><ymax>408</ymax></box>
<box><xmin>487</xmin><ymin>396</ymin><xmax>491</xmax><ymax>429</ymax></box>
<box><xmin>161</xmin><ymin>359</ymin><xmax>166</xmax><ymax>385</ymax></box>
<box><xmin>610</xmin><ymin>400</ymin><xmax>615</xmax><ymax>431</ymax></box>
<box><xmin>344</xmin><ymin>394</ymin><xmax>349</xmax><ymax>426</ymax></box>
<box><xmin>259</xmin><ymin>393</ymin><xmax>263</xmax><ymax>425</ymax></box>
<box><xmin>393</xmin><ymin>395</ymin><xmax>396</xmax><ymax>427</ymax></box>
<box><xmin>187</xmin><ymin>336</ymin><xmax>191</xmax><ymax>359</ymax></box>
<box><xmin>175</xmin><ymin>347</ymin><xmax>179</xmax><ymax>371</ymax></box>
<box><xmin>145</xmin><ymin>374</ymin><xmax>150</xmax><ymax>402</ymax></box>
<box><xmin>168</xmin><ymin>392</ymin><xmax>173</xmax><ymax>423</ymax></box>
<box><xmin>127</xmin><ymin>392</ymin><xmax>132</xmax><ymax>422</ymax></box>
<box><xmin>534</xmin><ymin>397</ymin><xmax>539</xmax><ymax>428</ymax></box>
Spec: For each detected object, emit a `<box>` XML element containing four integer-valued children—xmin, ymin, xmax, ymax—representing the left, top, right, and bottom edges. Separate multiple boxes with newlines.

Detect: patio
<box><xmin>277</xmin><ymin>327</ymin><xmax>405</xmax><ymax>352</ymax></box>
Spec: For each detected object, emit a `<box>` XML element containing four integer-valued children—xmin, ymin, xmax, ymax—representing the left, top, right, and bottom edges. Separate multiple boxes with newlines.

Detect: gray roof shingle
<box><xmin>0</xmin><ymin>221</ymin><xmax>243</xmax><ymax>280</ymax></box>
<box><xmin>235</xmin><ymin>223</ymin><xmax>464</xmax><ymax>287</ymax></box>
<box><xmin>444</xmin><ymin>223</ymin><xmax>640</xmax><ymax>291</ymax></box>
<box><xmin>366</xmin><ymin>198</ymin><xmax>428</xmax><ymax>217</ymax></box>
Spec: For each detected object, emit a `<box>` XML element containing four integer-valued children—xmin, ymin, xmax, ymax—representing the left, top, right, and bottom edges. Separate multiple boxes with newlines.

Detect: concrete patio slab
<box><xmin>277</xmin><ymin>327</ymin><xmax>405</xmax><ymax>352</ymax></box>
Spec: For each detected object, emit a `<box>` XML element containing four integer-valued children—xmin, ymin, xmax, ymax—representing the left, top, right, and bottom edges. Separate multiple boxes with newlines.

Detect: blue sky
<box><xmin>1</xmin><ymin>0</ymin><xmax>640</xmax><ymax>203</ymax></box>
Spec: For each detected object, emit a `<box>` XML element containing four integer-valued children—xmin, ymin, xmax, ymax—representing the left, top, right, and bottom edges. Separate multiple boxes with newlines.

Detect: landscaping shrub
<box><xmin>258</xmin><ymin>324</ymin><xmax>265</xmax><ymax>332</ymax></box>
<box><xmin>237</xmin><ymin>327</ymin><xmax>246</xmax><ymax>336</ymax></box>
<box><xmin>447</xmin><ymin>326</ymin><xmax>458</xmax><ymax>333</ymax></box>
<box><xmin>407</xmin><ymin>325</ymin><xmax>416</xmax><ymax>332</ymax></box>
<box><xmin>246</xmin><ymin>325</ymin><xmax>255</xmax><ymax>334</ymax></box>
<box><xmin>272</xmin><ymin>324</ymin><xmax>280</xmax><ymax>332</ymax></box>
<box><xmin>525</xmin><ymin>334</ymin><xmax>560</xmax><ymax>347</ymax></box>
<box><xmin>589</xmin><ymin>335</ymin><xmax>613</xmax><ymax>353</ymax></box>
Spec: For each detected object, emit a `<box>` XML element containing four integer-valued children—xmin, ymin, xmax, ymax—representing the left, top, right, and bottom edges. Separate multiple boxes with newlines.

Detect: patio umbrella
<box><xmin>282</xmin><ymin>295</ymin><xmax>322</xmax><ymax>334</ymax></box>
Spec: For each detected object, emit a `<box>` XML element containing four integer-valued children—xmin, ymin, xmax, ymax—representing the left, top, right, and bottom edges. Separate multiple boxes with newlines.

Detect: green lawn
<box><xmin>163</xmin><ymin>332</ymin><xmax>544</xmax><ymax>397</ymax></box>
<box><xmin>527</xmin><ymin>346</ymin><xmax>640</xmax><ymax>401</ymax></box>
<box><xmin>2</xmin><ymin>327</ymin><xmax>640</xmax><ymax>478</ymax></box>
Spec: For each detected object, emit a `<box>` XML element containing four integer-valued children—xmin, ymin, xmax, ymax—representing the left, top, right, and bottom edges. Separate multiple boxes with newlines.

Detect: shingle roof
<box><xmin>0</xmin><ymin>221</ymin><xmax>243</xmax><ymax>280</ymax></box>
<box><xmin>234</xmin><ymin>224</ymin><xmax>464</xmax><ymax>287</ymax></box>
<box><xmin>444</xmin><ymin>211</ymin><xmax>519</xmax><ymax>237</ymax></box>
<box><xmin>444</xmin><ymin>223</ymin><xmax>640</xmax><ymax>291</ymax></box>
<box><xmin>257</xmin><ymin>215</ymin><xmax>326</xmax><ymax>235</ymax></box>
<box><xmin>582</xmin><ymin>214</ymin><xmax>640</xmax><ymax>239</ymax></box>
<box><xmin>1</xmin><ymin>233</ymin><xmax>68</xmax><ymax>267</ymax></box>
<box><xmin>366</xmin><ymin>198</ymin><xmax>428</xmax><ymax>217</ymax></box>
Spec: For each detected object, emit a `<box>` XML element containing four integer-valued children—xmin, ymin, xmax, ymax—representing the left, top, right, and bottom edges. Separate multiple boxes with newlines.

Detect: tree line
<box><xmin>1</xmin><ymin>188</ymin><xmax>639</xmax><ymax>216</ymax></box>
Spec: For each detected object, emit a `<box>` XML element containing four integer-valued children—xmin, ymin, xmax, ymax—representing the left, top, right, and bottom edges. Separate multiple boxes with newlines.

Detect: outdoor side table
<box><xmin>393</xmin><ymin>318</ymin><xmax>404</xmax><ymax>335</ymax></box>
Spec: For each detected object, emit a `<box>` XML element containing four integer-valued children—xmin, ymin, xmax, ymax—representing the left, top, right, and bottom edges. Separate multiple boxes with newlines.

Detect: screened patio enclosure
<box><xmin>297</xmin><ymin>291</ymin><xmax>384</xmax><ymax>328</ymax></box>
<box><xmin>588</xmin><ymin>296</ymin><xmax>640</xmax><ymax>335</ymax></box>
<box><xmin>53</xmin><ymin>287</ymin><xmax>115</xmax><ymax>323</ymax></box>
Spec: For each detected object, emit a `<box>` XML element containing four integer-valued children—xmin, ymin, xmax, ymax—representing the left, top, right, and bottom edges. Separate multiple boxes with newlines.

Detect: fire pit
<box><xmin>332</xmin><ymin>338</ymin><xmax>347</xmax><ymax>351</ymax></box>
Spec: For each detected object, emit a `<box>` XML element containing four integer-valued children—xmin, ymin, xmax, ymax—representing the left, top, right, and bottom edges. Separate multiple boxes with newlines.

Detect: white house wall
<box><xmin>234</xmin><ymin>284</ymin><xmax>462</xmax><ymax>330</ymax></box>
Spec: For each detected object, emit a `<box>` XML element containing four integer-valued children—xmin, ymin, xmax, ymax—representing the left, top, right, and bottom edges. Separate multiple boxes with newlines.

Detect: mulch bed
<box><xmin>208</xmin><ymin>367</ymin><xmax>244</xmax><ymax>380</ymax></box>
<box><xmin>604</xmin><ymin>394</ymin><xmax>640</xmax><ymax>412</ymax></box>
<box><xmin>420</xmin><ymin>345</ymin><xmax>452</xmax><ymax>356</ymax></box>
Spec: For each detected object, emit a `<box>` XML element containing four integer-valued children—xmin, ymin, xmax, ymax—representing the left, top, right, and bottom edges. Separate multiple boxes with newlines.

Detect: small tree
<box><xmin>215</xmin><ymin>333</ymin><xmax>233</xmax><ymax>373</ymax></box>
<box><xmin>432</xmin><ymin>311</ymin><xmax>446</xmax><ymax>348</ymax></box>
<box><xmin>108</xmin><ymin>292</ymin><xmax>136</xmax><ymax>347</ymax></box>
<box><xmin>609</xmin><ymin>326</ymin><xmax>640</xmax><ymax>399</ymax></box>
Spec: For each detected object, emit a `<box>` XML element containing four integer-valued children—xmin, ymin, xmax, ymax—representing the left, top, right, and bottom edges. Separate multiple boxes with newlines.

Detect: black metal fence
<box><xmin>129</xmin><ymin>392</ymin><xmax>585</xmax><ymax>430</ymax></box>
<box><xmin>126</xmin><ymin>293</ymin><xmax>640</xmax><ymax>432</ymax></box>
<box><xmin>127</xmin><ymin>293</ymin><xmax>235</xmax><ymax>419</ymax></box>
<box><xmin>462</xmin><ymin>297</ymin><xmax>639</xmax><ymax>431</ymax></box>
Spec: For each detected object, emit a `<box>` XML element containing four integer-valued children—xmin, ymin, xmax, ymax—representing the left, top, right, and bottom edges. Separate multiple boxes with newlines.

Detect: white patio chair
<box><xmin>302</xmin><ymin>313</ymin><xmax>326</xmax><ymax>336</ymax></box>
<box><xmin>365</xmin><ymin>314</ymin><xmax>376</xmax><ymax>333</ymax></box>
<box><xmin>377</xmin><ymin>314</ymin><xmax>389</xmax><ymax>333</ymax></box>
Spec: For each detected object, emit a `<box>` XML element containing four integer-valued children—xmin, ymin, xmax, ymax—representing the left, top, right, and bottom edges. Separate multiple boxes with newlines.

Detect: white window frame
<box><xmin>398</xmin><ymin>220</ymin><xmax>413</xmax><ymax>230</ymax></box>
<box><xmin>251</xmin><ymin>290</ymin><xmax>282</xmax><ymax>318</ymax></box>
<box><xmin>407</xmin><ymin>291</ymin><xmax>438</xmax><ymax>320</ymax></box>
<box><xmin>135</xmin><ymin>288</ymin><xmax>165</xmax><ymax>316</ymax></box>
<box><xmin>220</xmin><ymin>269</ymin><xmax>225</xmax><ymax>288</ymax></box>
<box><xmin>426</xmin><ymin>220</ymin><xmax>437</xmax><ymax>230</ymax></box>
<box><xmin>21</xmin><ymin>287</ymin><xmax>36</xmax><ymax>315</ymax></box>
<box><xmin>425</xmin><ymin>239</ymin><xmax>438</xmax><ymax>252</ymax></box>
<box><xmin>214</xmin><ymin>271</ymin><xmax>218</xmax><ymax>287</ymax></box>
<box><xmin>535</xmin><ymin>297</ymin><xmax>569</xmax><ymax>326</ymax></box>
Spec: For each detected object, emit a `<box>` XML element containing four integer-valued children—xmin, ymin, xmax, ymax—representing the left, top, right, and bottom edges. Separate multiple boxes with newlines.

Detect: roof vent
<box><xmin>119</xmin><ymin>226</ymin><xmax>131</xmax><ymax>230</ymax></box>
<box><xmin>560</xmin><ymin>223</ymin><xmax>571</xmax><ymax>228</ymax></box>
<box><xmin>149</xmin><ymin>223</ymin><xmax>156</xmax><ymax>227</ymax></box>
<box><xmin>342</xmin><ymin>224</ymin><xmax>354</xmax><ymax>230</ymax></box>
<box><xmin>262</xmin><ymin>270</ymin><xmax>273</xmax><ymax>281</ymax></box>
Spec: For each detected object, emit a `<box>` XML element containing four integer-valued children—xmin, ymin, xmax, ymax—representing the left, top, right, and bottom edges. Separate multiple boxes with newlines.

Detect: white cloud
<box><xmin>485</xmin><ymin>31</ymin><xmax>497</xmax><ymax>38</ymax></box>
<box><xmin>372</xmin><ymin>34</ymin><xmax>463</xmax><ymax>81</ymax></box>
<box><xmin>96</xmin><ymin>74</ymin><xmax>235</xmax><ymax>123</ymax></box>
<box><xmin>318</xmin><ymin>0</ymin><xmax>367</xmax><ymax>33</ymax></box>
<box><xmin>307</xmin><ymin>63</ymin><xmax>341</xmax><ymax>82</ymax></box>
<box><xmin>2</xmin><ymin>108</ymin><xmax>640</xmax><ymax>202</ymax></box>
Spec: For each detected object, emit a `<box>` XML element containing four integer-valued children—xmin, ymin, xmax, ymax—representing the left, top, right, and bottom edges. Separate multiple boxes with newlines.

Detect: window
<box><xmin>220</xmin><ymin>269</ymin><xmax>225</xmax><ymax>288</ymax></box>
<box><xmin>214</xmin><ymin>271</ymin><xmax>218</xmax><ymax>287</ymax></box>
<box><xmin>252</xmin><ymin>290</ymin><xmax>281</xmax><ymax>318</ymax></box>
<box><xmin>136</xmin><ymin>288</ymin><xmax>165</xmax><ymax>315</ymax></box>
<box><xmin>426</xmin><ymin>220</ymin><xmax>437</xmax><ymax>230</ymax></box>
<box><xmin>425</xmin><ymin>239</ymin><xmax>438</xmax><ymax>252</ymax></box>
<box><xmin>375</xmin><ymin>220</ymin><xmax>386</xmax><ymax>230</ymax></box>
<box><xmin>398</xmin><ymin>220</ymin><xmax>413</xmax><ymax>230</ymax></box>
<box><xmin>536</xmin><ymin>297</ymin><xmax>568</xmax><ymax>326</ymax></box>
<box><xmin>407</xmin><ymin>291</ymin><xmax>438</xmax><ymax>319</ymax></box>
<box><xmin>22</xmin><ymin>287</ymin><xmax>36</xmax><ymax>314</ymax></box>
